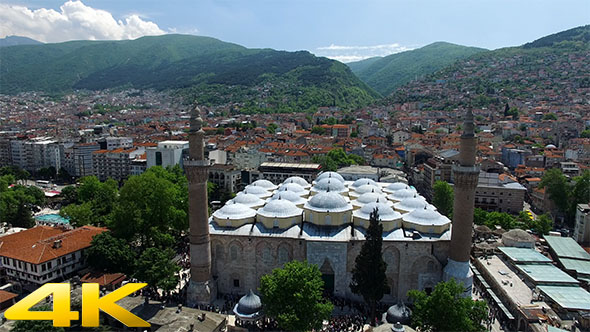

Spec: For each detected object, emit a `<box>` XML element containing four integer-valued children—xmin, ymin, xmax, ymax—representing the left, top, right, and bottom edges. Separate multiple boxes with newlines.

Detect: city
<box><xmin>0</xmin><ymin>1</ymin><xmax>589</xmax><ymax>331</ymax></box>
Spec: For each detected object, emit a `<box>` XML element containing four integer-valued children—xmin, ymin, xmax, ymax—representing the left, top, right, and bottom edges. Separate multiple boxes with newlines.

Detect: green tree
<box><xmin>86</xmin><ymin>232</ymin><xmax>137</xmax><ymax>274</ymax></box>
<box><xmin>532</xmin><ymin>214</ymin><xmax>553</xmax><ymax>235</ymax></box>
<box><xmin>260</xmin><ymin>260</ymin><xmax>333</xmax><ymax>331</ymax></box>
<box><xmin>581</xmin><ymin>129</ymin><xmax>590</xmax><ymax>138</ymax></box>
<box><xmin>311</xmin><ymin>126</ymin><xmax>326</xmax><ymax>135</ymax></box>
<box><xmin>11</xmin><ymin>305</ymin><xmax>64</xmax><ymax>332</ymax></box>
<box><xmin>0</xmin><ymin>185</ymin><xmax>44</xmax><ymax>228</ymax></box>
<box><xmin>134</xmin><ymin>248</ymin><xmax>180</xmax><ymax>292</ymax></box>
<box><xmin>433</xmin><ymin>181</ymin><xmax>454</xmax><ymax>217</ymax></box>
<box><xmin>60</xmin><ymin>202</ymin><xmax>94</xmax><ymax>227</ymax></box>
<box><xmin>60</xmin><ymin>185</ymin><xmax>78</xmax><ymax>205</ymax></box>
<box><xmin>350</xmin><ymin>208</ymin><xmax>389</xmax><ymax>325</ymax></box>
<box><xmin>408</xmin><ymin>279</ymin><xmax>488</xmax><ymax>332</ymax></box>
<box><xmin>350</xmin><ymin>131</ymin><xmax>358</xmax><ymax>138</ymax></box>
<box><xmin>543</xmin><ymin>113</ymin><xmax>558</xmax><ymax>120</ymax></box>
<box><xmin>266</xmin><ymin>123</ymin><xmax>278</xmax><ymax>134</ymax></box>
<box><xmin>539</xmin><ymin>168</ymin><xmax>570</xmax><ymax>219</ymax></box>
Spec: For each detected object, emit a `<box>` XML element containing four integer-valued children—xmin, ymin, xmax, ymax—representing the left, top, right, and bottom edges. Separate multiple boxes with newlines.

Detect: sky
<box><xmin>1</xmin><ymin>0</ymin><xmax>588</xmax><ymax>62</ymax></box>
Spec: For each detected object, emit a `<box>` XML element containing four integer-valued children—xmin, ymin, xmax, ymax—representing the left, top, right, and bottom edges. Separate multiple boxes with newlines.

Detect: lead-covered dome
<box><xmin>250</xmin><ymin>179</ymin><xmax>278</xmax><ymax>190</ymax></box>
<box><xmin>383</xmin><ymin>182</ymin><xmax>409</xmax><ymax>194</ymax></box>
<box><xmin>354</xmin><ymin>184</ymin><xmax>383</xmax><ymax>195</ymax></box>
<box><xmin>388</xmin><ymin>187</ymin><xmax>417</xmax><ymax>202</ymax></box>
<box><xmin>243</xmin><ymin>185</ymin><xmax>272</xmax><ymax>198</ymax></box>
<box><xmin>350</xmin><ymin>178</ymin><xmax>378</xmax><ymax>189</ymax></box>
<box><xmin>270</xmin><ymin>191</ymin><xmax>307</xmax><ymax>207</ymax></box>
<box><xmin>315</xmin><ymin>171</ymin><xmax>345</xmax><ymax>183</ymax></box>
<box><xmin>354</xmin><ymin>202</ymin><xmax>401</xmax><ymax>221</ymax></box>
<box><xmin>283</xmin><ymin>176</ymin><xmax>310</xmax><ymax>189</ymax></box>
<box><xmin>393</xmin><ymin>195</ymin><xmax>432</xmax><ymax>213</ymax></box>
<box><xmin>213</xmin><ymin>202</ymin><xmax>257</xmax><ymax>220</ymax></box>
<box><xmin>402</xmin><ymin>207</ymin><xmax>450</xmax><ymax>234</ymax></box>
<box><xmin>229</xmin><ymin>192</ymin><xmax>266</xmax><ymax>209</ymax></box>
<box><xmin>257</xmin><ymin>198</ymin><xmax>302</xmax><ymax>219</ymax></box>
<box><xmin>305</xmin><ymin>191</ymin><xmax>351</xmax><ymax>212</ymax></box>
<box><xmin>277</xmin><ymin>182</ymin><xmax>307</xmax><ymax>196</ymax></box>
<box><xmin>233</xmin><ymin>289</ymin><xmax>263</xmax><ymax>320</ymax></box>
<box><xmin>311</xmin><ymin>178</ymin><xmax>347</xmax><ymax>194</ymax></box>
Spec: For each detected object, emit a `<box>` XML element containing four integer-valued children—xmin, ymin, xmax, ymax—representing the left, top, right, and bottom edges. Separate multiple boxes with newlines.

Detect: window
<box><xmin>233</xmin><ymin>279</ymin><xmax>240</xmax><ymax>288</ymax></box>
<box><xmin>18</xmin><ymin>261</ymin><xmax>22</xmax><ymax>269</ymax></box>
<box><xmin>273</xmin><ymin>220</ymin><xmax>279</xmax><ymax>228</ymax></box>
<box><xmin>230</xmin><ymin>245</ymin><xmax>238</xmax><ymax>261</ymax></box>
<box><xmin>155</xmin><ymin>152</ymin><xmax>162</xmax><ymax>166</ymax></box>
<box><xmin>278</xmin><ymin>247</ymin><xmax>289</xmax><ymax>264</ymax></box>
<box><xmin>47</xmin><ymin>261</ymin><xmax>52</xmax><ymax>269</ymax></box>
<box><xmin>325</xmin><ymin>215</ymin><xmax>332</xmax><ymax>225</ymax></box>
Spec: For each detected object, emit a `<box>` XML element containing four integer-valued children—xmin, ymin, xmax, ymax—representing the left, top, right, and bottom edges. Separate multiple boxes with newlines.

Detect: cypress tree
<box><xmin>350</xmin><ymin>208</ymin><xmax>389</xmax><ymax>325</ymax></box>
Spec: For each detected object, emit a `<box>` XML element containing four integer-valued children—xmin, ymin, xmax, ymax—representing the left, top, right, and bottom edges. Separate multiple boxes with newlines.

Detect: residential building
<box><xmin>0</xmin><ymin>225</ymin><xmax>105</xmax><ymax>286</ymax></box>
<box><xmin>574</xmin><ymin>204</ymin><xmax>590</xmax><ymax>245</ymax></box>
<box><xmin>420</xmin><ymin>150</ymin><xmax>459</xmax><ymax>200</ymax></box>
<box><xmin>98</xmin><ymin>136</ymin><xmax>133</xmax><ymax>150</ymax></box>
<box><xmin>146</xmin><ymin>140</ymin><xmax>188</xmax><ymax>169</ymax></box>
<box><xmin>209</xmin><ymin>164</ymin><xmax>242</xmax><ymax>193</ymax></box>
<box><xmin>253</xmin><ymin>162</ymin><xmax>321</xmax><ymax>184</ymax></box>
<box><xmin>92</xmin><ymin>147</ymin><xmax>144</xmax><ymax>181</ymax></box>
<box><xmin>64</xmin><ymin>143</ymin><xmax>100</xmax><ymax>177</ymax></box>
<box><xmin>474</xmin><ymin>172</ymin><xmax>526</xmax><ymax>214</ymax></box>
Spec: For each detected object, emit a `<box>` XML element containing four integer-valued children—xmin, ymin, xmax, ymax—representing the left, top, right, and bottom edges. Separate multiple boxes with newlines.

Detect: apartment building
<box><xmin>146</xmin><ymin>140</ymin><xmax>188</xmax><ymax>169</ymax></box>
<box><xmin>475</xmin><ymin>172</ymin><xmax>526</xmax><ymax>214</ymax></box>
<box><xmin>92</xmin><ymin>147</ymin><xmax>144</xmax><ymax>181</ymax></box>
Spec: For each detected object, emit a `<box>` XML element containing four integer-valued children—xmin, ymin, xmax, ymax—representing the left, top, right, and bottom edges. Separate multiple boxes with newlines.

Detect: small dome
<box><xmin>354</xmin><ymin>202</ymin><xmax>401</xmax><ymax>221</ymax></box>
<box><xmin>305</xmin><ymin>191</ymin><xmax>350</xmax><ymax>212</ymax></box>
<box><xmin>354</xmin><ymin>184</ymin><xmax>383</xmax><ymax>195</ymax></box>
<box><xmin>545</xmin><ymin>144</ymin><xmax>557</xmax><ymax>149</ymax></box>
<box><xmin>313</xmin><ymin>178</ymin><xmax>346</xmax><ymax>193</ymax></box>
<box><xmin>388</xmin><ymin>187</ymin><xmax>417</xmax><ymax>202</ymax></box>
<box><xmin>257</xmin><ymin>198</ymin><xmax>302</xmax><ymax>218</ymax></box>
<box><xmin>230</xmin><ymin>192</ymin><xmax>266</xmax><ymax>208</ymax></box>
<box><xmin>233</xmin><ymin>289</ymin><xmax>263</xmax><ymax>319</ymax></box>
<box><xmin>355</xmin><ymin>192</ymin><xmax>391</xmax><ymax>205</ymax></box>
<box><xmin>402</xmin><ymin>207</ymin><xmax>450</xmax><ymax>227</ymax></box>
<box><xmin>393</xmin><ymin>196</ymin><xmax>431</xmax><ymax>212</ymax></box>
<box><xmin>283</xmin><ymin>176</ymin><xmax>310</xmax><ymax>188</ymax></box>
<box><xmin>350</xmin><ymin>178</ymin><xmax>378</xmax><ymax>188</ymax></box>
<box><xmin>501</xmin><ymin>229</ymin><xmax>535</xmax><ymax>248</ymax></box>
<box><xmin>315</xmin><ymin>171</ymin><xmax>345</xmax><ymax>183</ymax></box>
<box><xmin>270</xmin><ymin>191</ymin><xmax>307</xmax><ymax>206</ymax></box>
<box><xmin>213</xmin><ymin>202</ymin><xmax>257</xmax><ymax>220</ymax></box>
<box><xmin>251</xmin><ymin>179</ymin><xmax>278</xmax><ymax>190</ymax></box>
<box><xmin>243</xmin><ymin>185</ymin><xmax>271</xmax><ymax>198</ymax></box>
<box><xmin>386</xmin><ymin>301</ymin><xmax>412</xmax><ymax>324</ymax></box>
<box><xmin>383</xmin><ymin>182</ymin><xmax>408</xmax><ymax>193</ymax></box>
<box><xmin>277</xmin><ymin>182</ymin><xmax>307</xmax><ymax>195</ymax></box>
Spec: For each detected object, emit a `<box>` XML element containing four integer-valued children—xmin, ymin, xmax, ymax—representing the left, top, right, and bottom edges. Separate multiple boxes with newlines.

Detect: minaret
<box><xmin>442</xmin><ymin>109</ymin><xmax>479</xmax><ymax>296</ymax></box>
<box><xmin>186</xmin><ymin>105</ymin><xmax>216</xmax><ymax>305</ymax></box>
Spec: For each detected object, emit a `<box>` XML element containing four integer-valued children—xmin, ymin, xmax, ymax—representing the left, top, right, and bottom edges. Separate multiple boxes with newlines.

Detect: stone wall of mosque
<box><xmin>210</xmin><ymin>233</ymin><xmax>451</xmax><ymax>302</ymax></box>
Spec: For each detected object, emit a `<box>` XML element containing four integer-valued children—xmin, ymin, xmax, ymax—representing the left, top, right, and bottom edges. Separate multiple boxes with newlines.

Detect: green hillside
<box><xmin>388</xmin><ymin>25</ymin><xmax>590</xmax><ymax>110</ymax></box>
<box><xmin>0</xmin><ymin>34</ymin><xmax>378</xmax><ymax>113</ymax></box>
<box><xmin>0</xmin><ymin>36</ymin><xmax>42</xmax><ymax>47</ymax></box>
<box><xmin>347</xmin><ymin>42</ymin><xmax>487</xmax><ymax>95</ymax></box>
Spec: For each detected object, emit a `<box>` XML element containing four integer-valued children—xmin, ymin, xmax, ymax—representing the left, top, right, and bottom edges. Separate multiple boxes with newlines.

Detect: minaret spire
<box><xmin>186</xmin><ymin>104</ymin><xmax>216</xmax><ymax>305</ymax></box>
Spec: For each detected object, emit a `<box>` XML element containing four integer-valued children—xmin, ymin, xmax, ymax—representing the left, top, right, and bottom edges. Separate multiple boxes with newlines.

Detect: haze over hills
<box><xmin>0</xmin><ymin>36</ymin><xmax>43</xmax><ymax>47</ymax></box>
<box><xmin>388</xmin><ymin>25</ymin><xmax>590</xmax><ymax>110</ymax></box>
<box><xmin>347</xmin><ymin>42</ymin><xmax>487</xmax><ymax>96</ymax></box>
<box><xmin>0</xmin><ymin>34</ymin><xmax>378</xmax><ymax>113</ymax></box>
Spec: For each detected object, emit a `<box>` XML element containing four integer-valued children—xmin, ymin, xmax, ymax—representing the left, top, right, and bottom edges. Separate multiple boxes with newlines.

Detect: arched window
<box><xmin>262</xmin><ymin>247</ymin><xmax>272</xmax><ymax>264</ymax></box>
<box><xmin>427</xmin><ymin>261</ymin><xmax>435</xmax><ymax>273</ymax></box>
<box><xmin>216</xmin><ymin>244</ymin><xmax>224</xmax><ymax>261</ymax></box>
<box><xmin>278</xmin><ymin>246</ymin><xmax>289</xmax><ymax>264</ymax></box>
<box><xmin>230</xmin><ymin>245</ymin><xmax>239</xmax><ymax>261</ymax></box>
<box><xmin>325</xmin><ymin>215</ymin><xmax>332</xmax><ymax>225</ymax></box>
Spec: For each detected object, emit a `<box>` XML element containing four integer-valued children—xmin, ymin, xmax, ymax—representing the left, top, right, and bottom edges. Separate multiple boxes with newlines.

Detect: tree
<box><xmin>311</xmin><ymin>126</ymin><xmax>326</xmax><ymax>135</ymax></box>
<box><xmin>266</xmin><ymin>123</ymin><xmax>278</xmax><ymax>134</ymax></box>
<box><xmin>134</xmin><ymin>248</ymin><xmax>180</xmax><ymax>292</ymax></box>
<box><xmin>350</xmin><ymin>131</ymin><xmax>358</xmax><ymax>138</ymax></box>
<box><xmin>539</xmin><ymin>168</ymin><xmax>570</xmax><ymax>219</ymax></box>
<box><xmin>532</xmin><ymin>214</ymin><xmax>553</xmax><ymax>235</ymax></box>
<box><xmin>581</xmin><ymin>129</ymin><xmax>590</xmax><ymax>138</ymax></box>
<box><xmin>60</xmin><ymin>185</ymin><xmax>78</xmax><ymax>206</ymax></box>
<box><xmin>0</xmin><ymin>185</ymin><xmax>44</xmax><ymax>228</ymax></box>
<box><xmin>350</xmin><ymin>208</ymin><xmax>389</xmax><ymax>325</ymax></box>
<box><xmin>86</xmin><ymin>232</ymin><xmax>137</xmax><ymax>274</ymax></box>
<box><xmin>260</xmin><ymin>260</ymin><xmax>333</xmax><ymax>331</ymax></box>
<box><xmin>408</xmin><ymin>279</ymin><xmax>488</xmax><ymax>332</ymax></box>
<box><xmin>433</xmin><ymin>181</ymin><xmax>454</xmax><ymax>217</ymax></box>
<box><xmin>60</xmin><ymin>202</ymin><xmax>94</xmax><ymax>227</ymax></box>
<box><xmin>11</xmin><ymin>305</ymin><xmax>64</xmax><ymax>332</ymax></box>
<box><xmin>543</xmin><ymin>113</ymin><xmax>558</xmax><ymax>120</ymax></box>
<box><xmin>312</xmin><ymin>148</ymin><xmax>365</xmax><ymax>172</ymax></box>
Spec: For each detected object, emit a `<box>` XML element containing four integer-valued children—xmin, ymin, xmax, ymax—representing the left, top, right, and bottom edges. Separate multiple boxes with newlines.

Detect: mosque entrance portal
<box><xmin>320</xmin><ymin>259</ymin><xmax>335</xmax><ymax>295</ymax></box>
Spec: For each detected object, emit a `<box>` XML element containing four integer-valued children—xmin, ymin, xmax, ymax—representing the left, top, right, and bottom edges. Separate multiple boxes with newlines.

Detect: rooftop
<box><xmin>544</xmin><ymin>236</ymin><xmax>590</xmax><ymax>261</ymax></box>
<box><xmin>498</xmin><ymin>247</ymin><xmax>552</xmax><ymax>263</ymax></box>
<box><xmin>537</xmin><ymin>285</ymin><xmax>590</xmax><ymax>311</ymax></box>
<box><xmin>516</xmin><ymin>263</ymin><xmax>579</xmax><ymax>285</ymax></box>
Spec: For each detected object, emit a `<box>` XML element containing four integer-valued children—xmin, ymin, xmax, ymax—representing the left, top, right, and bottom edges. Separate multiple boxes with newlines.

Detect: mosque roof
<box><xmin>383</xmin><ymin>182</ymin><xmax>409</xmax><ymax>194</ymax></box>
<box><xmin>283</xmin><ymin>176</ymin><xmax>310</xmax><ymax>188</ymax></box>
<box><xmin>350</xmin><ymin>178</ymin><xmax>378</xmax><ymax>188</ymax></box>
<box><xmin>393</xmin><ymin>196</ymin><xmax>432</xmax><ymax>212</ymax></box>
<box><xmin>402</xmin><ymin>207</ymin><xmax>450</xmax><ymax>227</ymax></box>
<box><xmin>233</xmin><ymin>289</ymin><xmax>263</xmax><ymax>320</ymax></box>
<box><xmin>353</xmin><ymin>202</ymin><xmax>402</xmax><ymax>221</ymax></box>
<box><xmin>388</xmin><ymin>187</ymin><xmax>417</xmax><ymax>201</ymax></box>
<box><xmin>243</xmin><ymin>185</ymin><xmax>272</xmax><ymax>197</ymax></box>
<box><xmin>257</xmin><ymin>198</ymin><xmax>302</xmax><ymax>219</ymax></box>
<box><xmin>354</xmin><ymin>184</ymin><xmax>383</xmax><ymax>195</ymax></box>
<box><xmin>277</xmin><ymin>182</ymin><xmax>307</xmax><ymax>196</ymax></box>
<box><xmin>213</xmin><ymin>202</ymin><xmax>257</xmax><ymax>220</ymax></box>
<box><xmin>353</xmin><ymin>192</ymin><xmax>392</xmax><ymax>205</ymax></box>
<box><xmin>312</xmin><ymin>178</ymin><xmax>347</xmax><ymax>193</ymax></box>
<box><xmin>230</xmin><ymin>192</ymin><xmax>266</xmax><ymax>208</ymax></box>
<box><xmin>304</xmin><ymin>191</ymin><xmax>352</xmax><ymax>213</ymax></box>
<box><xmin>250</xmin><ymin>179</ymin><xmax>278</xmax><ymax>190</ymax></box>
<box><xmin>315</xmin><ymin>171</ymin><xmax>345</xmax><ymax>183</ymax></box>
<box><xmin>270</xmin><ymin>191</ymin><xmax>307</xmax><ymax>206</ymax></box>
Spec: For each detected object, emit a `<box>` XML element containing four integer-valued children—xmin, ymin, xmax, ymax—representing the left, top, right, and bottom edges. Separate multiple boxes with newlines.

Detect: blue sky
<box><xmin>1</xmin><ymin>0</ymin><xmax>588</xmax><ymax>62</ymax></box>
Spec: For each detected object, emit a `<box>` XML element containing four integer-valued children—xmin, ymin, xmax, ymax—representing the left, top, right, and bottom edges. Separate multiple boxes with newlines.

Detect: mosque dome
<box><xmin>386</xmin><ymin>301</ymin><xmax>412</xmax><ymax>324</ymax></box>
<box><xmin>354</xmin><ymin>184</ymin><xmax>383</xmax><ymax>195</ymax></box>
<box><xmin>383</xmin><ymin>182</ymin><xmax>409</xmax><ymax>194</ymax></box>
<box><xmin>315</xmin><ymin>171</ymin><xmax>345</xmax><ymax>183</ymax></box>
<box><xmin>257</xmin><ymin>198</ymin><xmax>302</xmax><ymax>219</ymax></box>
<box><xmin>545</xmin><ymin>144</ymin><xmax>557</xmax><ymax>149</ymax></box>
<box><xmin>393</xmin><ymin>195</ymin><xmax>431</xmax><ymax>213</ymax></box>
<box><xmin>355</xmin><ymin>192</ymin><xmax>391</xmax><ymax>205</ymax></box>
<box><xmin>243</xmin><ymin>185</ymin><xmax>272</xmax><ymax>198</ymax></box>
<box><xmin>312</xmin><ymin>178</ymin><xmax>347</xmax><ymax>194</ymax></box>
<box><xmin>354</xmin><ymin>201</ymin><xmax>401</xmax><ymax>221</ymax></box>
<box><xmin>233</xmin><ymin>289</ymin><xmax>263</xmax><ymax>320</ymax></box>
<box><xmin>250</xmin><ymin>179</ymin><xmax>278</xmax><ymax>190</ymax></box>
<box><xmin>305</xmin><ymin>191</ymin><xmax>351</xmax><ymax>212</ymax></box>
<box><xmin>213</xmin><ymin>202</ymin><xmax>257</xmax><ymax>220</ymax></box>
<box><xmin>229</xmin><ymin>192</ymin><xmax>266</xmax><ymax>209</ymax></box>
<box><xmin>277</xmin><ymin>182</ymin><xmax>307</xmax><ymax>196</ymax></box>
<box><xmin>270</xmin><ymin>191</ymin><xmax>307</xmax><ymax>206</ymax></box>
<box><xmin>350</xmin><ymin>178</ymin><xmax>378</xmax><ymax>189</ymax></box>
<box><xmin>402</xmin><ymin>207</ymin><xmax>450</xmax><ymax>233</ymax></box>
<box><xmin>388</xmin><ymin>187</ymin><xmax>417</xmax><ymax>202</ymax></box>
<box><xmin>283</xmin><ymin>176</ymin><xmax>310</xmax><ymax>188</ymax></box>
<box><xmin>501</xmin><ymin>229</ymin><xmax>535</xmax><ymax>248</ymax></box>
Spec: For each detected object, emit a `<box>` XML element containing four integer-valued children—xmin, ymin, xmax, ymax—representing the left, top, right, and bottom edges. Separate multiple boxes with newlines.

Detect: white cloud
<box><xmin>0</xmin><ymin>1</ymin><xmax>165</xmax><ymax>43</ymax></box>
<box><xmin>314</xmin><ymin>43</ymin><xmax>415</xmax><ymax>63</ymax></box>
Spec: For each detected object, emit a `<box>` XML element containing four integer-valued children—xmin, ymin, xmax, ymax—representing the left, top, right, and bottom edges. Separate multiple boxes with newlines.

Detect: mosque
<box><xmin>186</xmin><ymin>105</ymin><xmax>478</xmax><ymax>305</ymax></box>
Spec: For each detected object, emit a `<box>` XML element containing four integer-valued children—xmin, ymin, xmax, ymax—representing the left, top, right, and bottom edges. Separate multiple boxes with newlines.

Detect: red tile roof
<box><xmin>0</xmin><ymin>290</ymin><xmax>18</xmax><ymax>303</ymax></box>
<box><xmin>81</xmin><ymin>272</ymin><xmax>126</xmax><ymax>286</ymax></box>
<box><xmin>0</xmin><ymin>226</ymin><xmax>106</xmax><ymax>264</ymax></box>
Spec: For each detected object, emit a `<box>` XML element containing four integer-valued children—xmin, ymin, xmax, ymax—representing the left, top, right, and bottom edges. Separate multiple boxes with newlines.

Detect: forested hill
<box><xmin>387</xmin><ymin>25</ymin><xmax>590</xmax><ymax>110</ymax></box>
<box><xmin>347</xmin><ymin>42</ymin><xmax>487</xmax><ymax>95</ymax></box>
<box><xmin>0</xmin><ymin>36</ymin><xmax>43</xmax><ymax>47</ymax></box>
<box><xmin>0</xmin><ymin>34</ymin><xmax>379</xmax><ymax>113</ymax></box>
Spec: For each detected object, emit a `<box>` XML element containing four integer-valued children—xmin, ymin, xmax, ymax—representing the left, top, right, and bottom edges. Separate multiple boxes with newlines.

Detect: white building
<box><xmin>574</xmin><ymin>204</ymin><xmax>590</xmax><ymax>245</ymax></box>
<box><xmin>146</xmin><ymin>141</ymin><xmax>188</xmax><ymax>169</ymax></box>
